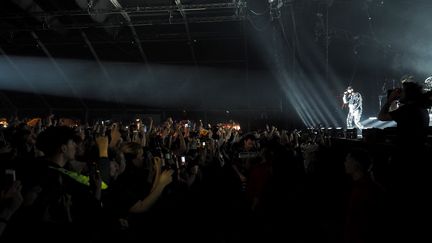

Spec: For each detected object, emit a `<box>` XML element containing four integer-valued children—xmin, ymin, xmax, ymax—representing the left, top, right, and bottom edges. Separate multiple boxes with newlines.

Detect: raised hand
<box><xmin>110</xmin><ymin>123</ymin><xmax>122</xmax><ymax>148</ymax></box>
<box><xmin>95</xmin><ymin>136</ymin><xmax>109</xmax><ymax>158</ymax></box>
<box><xmin>153</xmin><ymin>157</ymin><xmax>163</xmax><ymax>174</ymax></box>
<box><xmin>157</xmin><ymin>169</ymin><xmax>174</xmax><ymax>188</ymax></box>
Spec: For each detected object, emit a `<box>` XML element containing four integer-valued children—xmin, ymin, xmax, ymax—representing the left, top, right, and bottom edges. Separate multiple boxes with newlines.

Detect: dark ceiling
<box><xmin>0</xmin><ymin>0</ymin><xmax>249</xmax><ymax>65</ymax></box>
<box><xmin>1</xmin><ymin>0</ymin><xmax>428</xmax><ymax>68</ymax></box>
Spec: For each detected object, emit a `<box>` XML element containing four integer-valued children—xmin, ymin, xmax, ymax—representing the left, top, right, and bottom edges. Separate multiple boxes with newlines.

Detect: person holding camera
<box><xmin>104</xmin><ymin>142</ymin><xmax>173</xmax><ymax>241</ymax></box>
<box><xmin>378</xmin><ymin>78</ymin><xmax>431</xmax><ymax>242</ymax></box>
<box><xmin>343</xmin><ymin>86</ymin><xmax>364</xmax><ymax>130</ymax></box>
<box><xmin>378</xmin><ymin>81</ymin><xmax>429</xmax><ymax>148</ymax></box>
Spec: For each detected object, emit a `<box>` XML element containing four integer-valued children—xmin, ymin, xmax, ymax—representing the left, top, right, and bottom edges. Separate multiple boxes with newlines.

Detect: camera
<box><xmin>387</xmin><ymin>88</ymin><xmax>401</xmax><ymax>99</ymax></box>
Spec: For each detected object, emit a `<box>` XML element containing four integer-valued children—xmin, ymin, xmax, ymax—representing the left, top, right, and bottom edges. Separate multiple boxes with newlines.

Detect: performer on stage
<box><xmin>343</xmin><ymin>86</ymin><xmax>364</xmax><ymax>129</ymax></box>
<box><xmin>424</xmin><ymin>76</ymin><xmax>432</xmax><ymax>116</ymax></box>
<box><xmin>424</xmin><ymin>76</ymin><xmax>432</xmax><ymax>92</ymax></box>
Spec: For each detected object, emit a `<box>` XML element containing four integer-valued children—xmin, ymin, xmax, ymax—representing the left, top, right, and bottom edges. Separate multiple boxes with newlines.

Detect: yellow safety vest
<box><xmin>49</xmin><ymin>166</ymin><xmax>108</xmax><ymax>190</ymax></box>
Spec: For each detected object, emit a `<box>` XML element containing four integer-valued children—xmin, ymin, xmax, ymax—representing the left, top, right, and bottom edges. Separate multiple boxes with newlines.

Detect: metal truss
<box><xmin>0</xmin><ymin>2</ymin><xmax>247</xmax><ymax>32</ymax></box>
<box><xmin>0</xmin><ymin>2</ymin><xmax>246</xmax><ymax>19</ymax></box>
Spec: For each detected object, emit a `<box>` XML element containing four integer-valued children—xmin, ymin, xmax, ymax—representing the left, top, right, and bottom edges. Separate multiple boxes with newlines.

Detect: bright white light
<box><xmin>268</xmin><ymin>0</ymin><xmax>275</xmax><ymax>3</ymax></box>
<box><xmin>0</xmin><ymin>56</ymin><xmax>238</xmax><ymax>108</ymax></box>
<box><xmin>368</xmin><ymin>117</ymin><xmax>377</xmax><ymax>120</ymax></box>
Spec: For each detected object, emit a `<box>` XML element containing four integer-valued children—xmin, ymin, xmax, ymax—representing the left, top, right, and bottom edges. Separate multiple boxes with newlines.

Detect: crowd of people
<box><xmin>0</xmin><ymin>78</ymin><xmax>431</xmax><ymax>243</ymax></box>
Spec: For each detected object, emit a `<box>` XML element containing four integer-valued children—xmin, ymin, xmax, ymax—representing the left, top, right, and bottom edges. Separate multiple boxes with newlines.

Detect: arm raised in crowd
<box><xmin>177</xmin><ymin>125</ymin><xmax>187</xmax><ymax>155</ymax></box>
<box><xmin>109</xmin><ymin>123</ymin><xmax>122</xmax><ymax>149</ymax></box>
<box><xmin>129</xmin><ymin>167</ymin><xmax>173</xmax><ymax>213</ymax></box>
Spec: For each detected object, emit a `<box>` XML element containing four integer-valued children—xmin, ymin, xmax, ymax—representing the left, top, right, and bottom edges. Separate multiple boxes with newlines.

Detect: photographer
<box><xmin>378</xmin><ymin>78</ymin><xmax>431</xmax><ymax>242</ymax></box>
<box><xmin>104</xmin><ymin>142</ymin><xmax>173</xmax><ymax>241</ymax></box>
<box><xmin>378</xmin><ymin>81</ymin><xmax>429</xmax><ymax>148</ymax></box>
